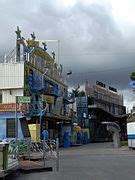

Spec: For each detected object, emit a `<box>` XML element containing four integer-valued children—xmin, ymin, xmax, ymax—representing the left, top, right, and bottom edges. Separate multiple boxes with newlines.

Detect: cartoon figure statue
<box><xmin>31</xmin><ymin>32</ymin><xmax>36</xmax><ymax>41</ymax></box>
<box><xmin>15</xmin><ymin>26</ymin><xmax>22</xmax><ymax>39</ymax></box>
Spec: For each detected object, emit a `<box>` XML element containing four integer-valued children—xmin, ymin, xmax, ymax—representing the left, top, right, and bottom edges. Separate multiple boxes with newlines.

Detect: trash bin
<box><xmin>84</xmin><ymin>131</ymin><xmax>88</xmax><ymax>144</ymax></box>
<box><xmin>64</xmin><ymin>130</ymin><xmax>70</xmax><ymax>148</ymax></box>
<box><xmin>0</xmin><ymin>142</ymin><xmax>9</xmax><ymax>170</ymax></box>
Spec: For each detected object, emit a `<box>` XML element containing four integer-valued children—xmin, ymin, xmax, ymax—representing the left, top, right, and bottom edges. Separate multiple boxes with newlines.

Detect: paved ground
<box><xmin>10</xmin><ymin>143</ymin><xmax>135</xmax><ymax>180</ymax></box>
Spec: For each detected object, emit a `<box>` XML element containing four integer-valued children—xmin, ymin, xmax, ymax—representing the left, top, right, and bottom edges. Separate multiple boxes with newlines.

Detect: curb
<box><xmin>20</xmin><ymin>167</ymin><xmax>53</xmax><ymax>174</ymax></box>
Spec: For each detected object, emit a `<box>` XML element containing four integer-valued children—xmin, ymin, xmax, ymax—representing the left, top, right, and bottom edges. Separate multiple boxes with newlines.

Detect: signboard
<box><xmin>18</xmin><ymin>103</ymin><xmax>30</xmax><ymax>116</ymax></box>
<box><xmin>129</xmin><ymin>81</ymin><xmax>135</xmax><ymax>88</ymax></box>
<box><xmin>0</xmin><ymin>103</ymin><xmax>27</xmax><ymax>112</ymax></box>
<box><xmin>17</xmin><ymin>96</ymin><xmax>31</xmax><ymax>103</ymax></box>
<box><xmin>96</xmin><ymin>81</ymin><xmax>106</xmax><ymax>88</ymax></box>
<box><xmin>0</xmin><ymin>103</ymin><xmax>16</xmax><ymax>112</ymax></box>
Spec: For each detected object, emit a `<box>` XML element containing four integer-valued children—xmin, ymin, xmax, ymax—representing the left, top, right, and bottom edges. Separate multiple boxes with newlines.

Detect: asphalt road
<box><xmin>10</xmin><ymin>143</ymin><xmax>135</xmax><ymax>180</ymax></box>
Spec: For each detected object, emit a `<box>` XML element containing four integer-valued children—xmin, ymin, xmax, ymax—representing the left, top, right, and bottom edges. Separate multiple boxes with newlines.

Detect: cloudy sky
<box><xmin>0</xmin><ymin>0</ymin><xmax>135</xmax><ymax>109</ymax></box>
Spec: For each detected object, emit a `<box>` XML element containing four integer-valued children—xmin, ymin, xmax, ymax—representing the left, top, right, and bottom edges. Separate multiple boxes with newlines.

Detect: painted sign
<box><xmin>0</xmin><ymin>103</ymin><xmax>25</xmax><ymax>112</ymax></box>
<box><xmin>17</xmin><ymin>96</ymin><xmax>31</xmax><ymax>103</ymax></box>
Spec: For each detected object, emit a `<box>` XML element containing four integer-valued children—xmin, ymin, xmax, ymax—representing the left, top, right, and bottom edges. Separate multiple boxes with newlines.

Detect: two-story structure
<box><xmin>0</xmin><ymin>27</ymin><xmax>70</xmax><ymax>143</ymax></box>
<box><xmin>76</xmin><ymin>81</ymin><xmax>127</xmax><ymax>142</ymax></box>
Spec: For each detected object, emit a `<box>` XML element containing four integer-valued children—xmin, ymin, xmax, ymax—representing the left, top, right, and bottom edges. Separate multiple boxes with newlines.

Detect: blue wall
<box><xmin>0</xmin><ymin>113</ymin><xmax>23</xmax><ymax>140</ymax></box>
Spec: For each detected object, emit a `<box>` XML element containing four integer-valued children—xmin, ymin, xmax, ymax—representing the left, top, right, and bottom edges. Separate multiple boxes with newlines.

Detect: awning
<box><xmin>46</xmin><ymin>113</ymin><xmax>71</xmax><ymax>121</ymax></box>
<box><xmin>89</xmin><ymin>106</ymin><xmax>127</xmax><ymax>119</ymax></box>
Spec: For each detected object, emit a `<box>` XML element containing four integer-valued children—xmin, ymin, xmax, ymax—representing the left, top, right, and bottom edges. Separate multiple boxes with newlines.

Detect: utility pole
<box><xmin>15</xmin><ymin>96</ymin><xmax>19</xmax><ymax>160</ymax></box>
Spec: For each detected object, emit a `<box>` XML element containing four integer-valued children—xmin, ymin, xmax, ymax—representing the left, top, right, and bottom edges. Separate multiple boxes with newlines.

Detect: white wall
<box><xmin>2</xmin><ymin>89</ymin><xmax>23</xmax><ymax>103</ymax></box>
<box><xmin>127</xmin><ymin>122</ymin><xmax>135</xmax><ymax>135</ymax></box>
<box><xmin>0</xmin><ymin>62</ymin><xmax>24</xmax><ymax>89</ymax></box>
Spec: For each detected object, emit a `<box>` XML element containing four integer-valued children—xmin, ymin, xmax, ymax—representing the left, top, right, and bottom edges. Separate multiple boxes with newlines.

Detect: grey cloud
<box><xmin>0</xmin><ymin>0</ymin><xmax>135</xmax><ymax>93</ymax></box>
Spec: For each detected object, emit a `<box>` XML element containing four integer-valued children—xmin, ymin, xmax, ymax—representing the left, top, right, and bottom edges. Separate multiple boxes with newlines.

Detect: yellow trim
<box><xmin>26</xmin><ymin>40</ymin><xmax>39</xmax><ymax>47</ymax></box>
<box><xmin>44</xmin><ymin>95</ymin><xmax>54</xmax><ymax>104</ymax></box>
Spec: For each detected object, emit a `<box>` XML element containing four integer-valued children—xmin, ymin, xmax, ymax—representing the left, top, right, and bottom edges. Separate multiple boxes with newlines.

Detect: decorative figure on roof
<box><xmin>22</xmin><ymin>37</ymin><xmax>25</xmax><ymax>40</ymax></box>
<box><xmin>15</xmin><ymin>26</ymin><xmax>22</xmax><ymax>39</ymax></box>
<box><xmin>26</xmin><ymin>38</ymin><xmax>31</xmax><ymax>46</ymax></box>
<box><xmin>72</xmin><ymin>84</ymin><xmax>80</xmax><ymax>97</ymax></box>
<box><xmin>67</xmin><ymin>70</ymin><xmax>72</xmax><ymax>76</ymax></box>
<box><xmin>52</xmin><ymin>51</ymin><xmax>55</xmax><ymax>59</ymax></box>
<box><xmin>42</xmin><ymin>42</ymin><xmax>47</xmax><ymax>51</ymax></box>
<box><xmin>54</xmin><ymin>62</ymin><xmax>58</xmax><ymax>69</ymax></box>
<box><xmin>31</xmin><ymin>32</ymin><xmax>36</xmax><ymax>41</ymax></box>
<box><xmin>60</xmin><ymin>64</ymin><xmax>63</xmax><ymax>73</ymax></box>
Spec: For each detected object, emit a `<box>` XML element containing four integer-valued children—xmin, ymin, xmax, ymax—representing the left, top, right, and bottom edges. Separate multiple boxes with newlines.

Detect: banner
<box><xmin>0</xmin><ymin>103</ymin><xmax>16</xmax><ymax>112</ymax></box>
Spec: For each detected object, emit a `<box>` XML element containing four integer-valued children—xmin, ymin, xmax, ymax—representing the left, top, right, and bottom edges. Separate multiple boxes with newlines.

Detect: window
<box><xmin>6</xmin><ymin>118</ymin><xmax>15</xmax><ymax>138</ymax></box>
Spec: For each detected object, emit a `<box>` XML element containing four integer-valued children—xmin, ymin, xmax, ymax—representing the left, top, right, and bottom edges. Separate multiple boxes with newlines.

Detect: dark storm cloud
<box><xmin>0</xmin><ymin>0</ymin><xmax>135</xmax><ymax>91</ymax></box>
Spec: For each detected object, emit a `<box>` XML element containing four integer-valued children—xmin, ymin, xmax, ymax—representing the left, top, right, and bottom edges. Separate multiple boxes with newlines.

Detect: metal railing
<box><xmin>8</xmin><ymin>142</ymin><xmax>19</xmax><ymax>169</ymax></box>
<box><xmin>6</xmin><ymin>138</ymin><xmax>59</xmax><ymax>172</ymax></box>
<box><xmin>0</xmin><ymin>141</ymin><xmax>18</xmax><ymax>174</ymax></box>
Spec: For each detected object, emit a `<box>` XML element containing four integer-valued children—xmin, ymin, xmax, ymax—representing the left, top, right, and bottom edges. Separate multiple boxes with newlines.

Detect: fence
<box><xmin>0</xmin><ymin>138</ymin><xmax>59</xmax><ymax>177</ymax></box>
<box><xmin>17</xmin><ymin>138</ymin><xmax>59</xmax><ymax>171</ymax></box>
<box><xmin>0</xmin><ymin>142</ymin><xmax>19</xmax><ymax>178</ymax></box>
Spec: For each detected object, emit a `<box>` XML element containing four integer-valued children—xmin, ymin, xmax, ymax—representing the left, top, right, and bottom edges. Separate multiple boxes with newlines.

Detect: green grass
<box><xmin>121</xmin><ymin>141</ymin><xmax>128</xmax><ymax>146</ymax></box>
